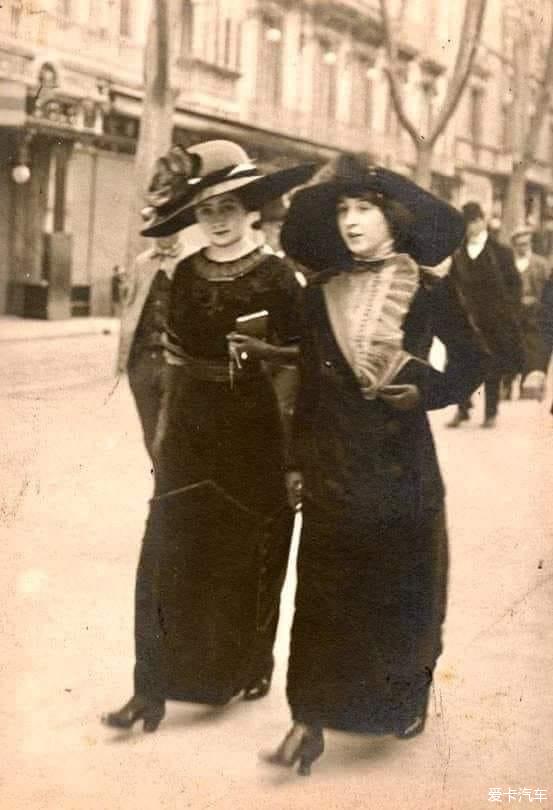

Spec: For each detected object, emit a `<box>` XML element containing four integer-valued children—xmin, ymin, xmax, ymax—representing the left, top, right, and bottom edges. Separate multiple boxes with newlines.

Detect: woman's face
<box><xmin>194</xmin><ymin>192</ymin><xmax>252</xmax><ymax>248</ymax></box>
<box><xmin>337</xmin><ymin>195</ymin><xmax>392</xmax><ymax>258</ymax></box>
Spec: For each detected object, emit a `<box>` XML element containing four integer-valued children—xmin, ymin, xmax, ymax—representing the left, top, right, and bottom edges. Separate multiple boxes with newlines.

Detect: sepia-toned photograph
<box><xmin>0</xmin><ymin>1</ymin><xmax>552</xmax><ymax>808</ymax></box>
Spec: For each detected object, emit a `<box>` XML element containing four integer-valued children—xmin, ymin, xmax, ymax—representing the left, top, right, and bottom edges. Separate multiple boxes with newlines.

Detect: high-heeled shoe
<box><xmin>266</xmin><ymin>723</ymin><xmax>325</xmax><ymax>776</ymax></box>
<box><xmin>242</xmin><ymin>675</ymin><xmax>271</xmax><ymax>701</ymax></box>
<box><xmin>101</xmin><ymin>695</ymin><xmax>165</xmax><ymax>732</ymax></box>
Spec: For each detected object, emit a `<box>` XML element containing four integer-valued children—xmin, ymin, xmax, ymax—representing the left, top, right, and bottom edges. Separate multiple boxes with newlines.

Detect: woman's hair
<box><xmin>194</xmin><ymin>189</ymin><xmax>262</xmax><ymax>231</ymax></box>
<box><xmin>337</xmin><ymin>188</ymin><xmax>416</xmax><ymax>253</ymax></box>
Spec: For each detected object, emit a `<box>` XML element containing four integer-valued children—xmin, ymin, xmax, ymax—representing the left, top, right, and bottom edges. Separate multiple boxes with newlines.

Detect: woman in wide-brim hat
<box><xmin>265</xmin><ymin>152</ymin><xmax>488</xmax><ymax>774</ymax></box>
<box><xmin>103</xmin><ymin>140</ymin><xmax>314</xmax><ymax>733</ymax></box>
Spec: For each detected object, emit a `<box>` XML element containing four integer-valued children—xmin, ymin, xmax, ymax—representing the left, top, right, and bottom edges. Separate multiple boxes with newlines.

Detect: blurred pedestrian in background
<box><xmin>540</xmin><ymin>272</ymin><xmax>553</xmax><ymax>417</ymax></box>
<box><xmin>265</xmin><ymin>153</ymin><xmax>487</xmax><ymax>776</ymax></box>
<box><xmin>504</xmin><ymin>226</ymin><xmax>551</xmax><ymax>401</ymax></box>
<box><xmin>103</xmin><ymin>140</ymin><xmax>313</xmax><ymax>733</ymax></box>
<box><xmin>110</xmin><ymin>265</ymin><xmax>124</xmax><ymax>317</ymax></box>
<box><xmin>447</xmin><ymin>202</ymin><xmax>524</xmax><ymax>429</ymax></box>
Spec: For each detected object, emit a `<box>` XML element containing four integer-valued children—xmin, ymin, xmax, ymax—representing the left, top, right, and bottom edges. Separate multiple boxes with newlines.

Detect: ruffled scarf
<box><xmin>322</xmin><ymin>253</ymin><xmax>420</xmax><ymax>399</ymax></box>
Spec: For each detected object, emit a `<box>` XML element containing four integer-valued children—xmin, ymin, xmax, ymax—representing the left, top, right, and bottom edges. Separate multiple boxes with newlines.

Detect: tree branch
<box><xmin>379</xmin><ymin>0</ymin><xmax>420</xmax><ymax>144</ymax></box>
<box><xmin>428</xmin><ymin>0</ymin><xmax>487</xmax><ymax>145</ymax></box>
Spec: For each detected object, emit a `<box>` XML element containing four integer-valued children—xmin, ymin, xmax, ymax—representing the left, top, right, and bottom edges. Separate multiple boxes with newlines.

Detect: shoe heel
<box><xmin>143</xmin><ymin>706</ymin><xmax>165</xmax><ymax>733</ymax></box>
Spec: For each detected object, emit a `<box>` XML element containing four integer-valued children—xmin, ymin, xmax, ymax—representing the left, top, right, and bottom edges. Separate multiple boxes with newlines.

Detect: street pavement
<box><xmin>1</xmin><ymin>326</ymin><xmax>552</xmax><ymax>810</ymax></box>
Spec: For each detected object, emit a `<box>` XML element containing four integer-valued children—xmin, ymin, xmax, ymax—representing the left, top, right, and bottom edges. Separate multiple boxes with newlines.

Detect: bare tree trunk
<box><xmin>125</xmin><ymin>0</ymin><xmax>176</xmax><ymax>268</ymax></box>
<box><xmin>379</xmin><ymin>0</ymin><xmax>487</xmax><ymax>189</ymax></box>
<box><xmin>501</xmin><ymin>161</ymin><xmax>527</xmax><ymax>241</ymax></box>
<box><xmin>414</xmin><ymin>142</ymin><xmax>433</xmax><ymax>188</ymax></box>
<box><xmin>500</xmin><ymin>12</ymin><xmax>553</xmax><ymax>242</ymax></box>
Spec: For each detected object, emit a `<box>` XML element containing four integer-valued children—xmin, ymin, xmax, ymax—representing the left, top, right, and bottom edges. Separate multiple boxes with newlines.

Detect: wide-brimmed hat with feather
<box><xmin>280</xmin><ymin>152</ymin><xmax>465</xmax><ymax>270</ymax></box>
<box><xmin>141</xmin><ymin>140</ymin><xmax>315</xmax><ymax>237</ymax></box>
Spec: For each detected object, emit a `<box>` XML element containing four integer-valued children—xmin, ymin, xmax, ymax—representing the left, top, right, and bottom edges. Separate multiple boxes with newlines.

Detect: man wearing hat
<box><xmin>506</xmin><ymin>225</ymin><xmax>551</xmax><ymax>400</ymax></box>
<box><xmin>447</xmin><ymin>201</ymin><xmax>524</xmax><ymax>428</ymax></box>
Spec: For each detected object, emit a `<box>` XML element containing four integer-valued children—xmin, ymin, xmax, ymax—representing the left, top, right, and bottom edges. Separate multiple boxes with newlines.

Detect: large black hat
<box><xmin>280</xmin><ymin>153</ymin><xmax>465</xmax><ymax>270</ymax></box>
<box><xmin>141</xmin><ymin>140</ymin><xmax>315</xmax><ymax>237</ymax></box>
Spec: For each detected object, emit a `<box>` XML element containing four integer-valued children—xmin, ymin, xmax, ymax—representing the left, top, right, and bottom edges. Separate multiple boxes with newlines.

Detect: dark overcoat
<box><xmin>448</xmin><ymin>238</ymin><xmax>524</xmax><ymax>375</ymax></box>
<box><xmin>286</xmin><ymin>268</ymin><xmax>488</xmax><ymax>735</ymax></box>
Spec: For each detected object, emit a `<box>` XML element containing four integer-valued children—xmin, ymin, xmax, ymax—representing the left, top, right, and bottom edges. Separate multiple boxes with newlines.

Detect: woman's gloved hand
<box><xmin>285</xmin><ymin>470</ymin><xmax>303</xmax><ymax>511</ymax></box>
<box><xmin>378</xmin><ymin>384</ymin><xmax>421</xmax><ymax>411</ymax></box>
<box><xmin>227</xmin><ymin>332</ymin><xmax>272</xmax><ymax>365</ymax></box>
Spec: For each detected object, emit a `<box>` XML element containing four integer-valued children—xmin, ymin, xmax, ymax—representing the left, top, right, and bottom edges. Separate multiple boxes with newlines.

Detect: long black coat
<box><xmin>286</xmin><ymin>268</ymin><xmax>487</xmax><ymax>735</ymax></box>
<box><xmin>449</xmin><ymin>238</ymin><xmax>524</xmax><ymax>374</ymax></box>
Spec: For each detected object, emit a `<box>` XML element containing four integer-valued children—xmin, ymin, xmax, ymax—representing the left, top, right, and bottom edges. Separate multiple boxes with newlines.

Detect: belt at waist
<box><xmin>166</xmin><ymin>343</ymin><xmax>263</xmax><ymax>383</ymax></box>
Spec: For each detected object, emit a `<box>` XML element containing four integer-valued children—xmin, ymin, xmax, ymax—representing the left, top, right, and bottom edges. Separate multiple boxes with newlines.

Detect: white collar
<box><xmin>466</xmin><ymin>230</ymin><xmax>488</xmax><ymax>259</ymax></box>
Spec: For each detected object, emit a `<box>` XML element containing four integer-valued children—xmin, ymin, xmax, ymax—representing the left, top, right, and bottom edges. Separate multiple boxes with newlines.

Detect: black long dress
<box><xmin>134</xmin><ymin>247</ymin><xmax>301</xmax><ymax>705</ymax></box>
<box><xmin>286</xmin><ymin>268</ymin><xmax>487</xmax><ymax>735</ymax></box>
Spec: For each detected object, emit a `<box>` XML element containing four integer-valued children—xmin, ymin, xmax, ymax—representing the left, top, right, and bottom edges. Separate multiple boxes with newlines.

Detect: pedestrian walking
<box><xmin>540</xmin><ymin>273</ymin><xmax>553</xmax><ymax>416</ymax></box>
<box><xmin>506</xmin><ymin>226</ymin><xmax>551</xmax><ymax>401</ymax></box>
<box><xmin>103</xmin><ymin>140</ymin><xmax>314</xmax><ymax>733</ymax></box>
<box><xmin>111</xmin><ymin>265</ymin><xmax>124</xmax><ymax>317</ymax></box>
<box><xmin>264</xmin><ymin>153</ymin><xmax>487</xmax><ymax>775</ymax></box>
<box><xmin>116</xmin><ymin>231</ymin><xmax>189</xmax><ymax>460</ymax></box>
<box><xmin>446</xmin><ymin>202</ymin><xmax>524</xmax><ymax>429</ymax></box>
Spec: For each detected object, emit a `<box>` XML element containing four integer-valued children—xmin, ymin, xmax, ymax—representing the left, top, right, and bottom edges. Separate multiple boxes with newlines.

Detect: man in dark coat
<box><xmin>447</xmin><ymin>202</ymin><xmax>524</xmax><ymax>428</ymax></box>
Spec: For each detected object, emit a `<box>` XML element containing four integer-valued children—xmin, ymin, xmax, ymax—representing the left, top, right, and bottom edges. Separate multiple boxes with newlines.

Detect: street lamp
<box><xmin>323</xmin><ymin>50</ymin><xmax>337</xmax><ymax>66</ymax></box>
<box><xmin>12</xmin><ymin>132</ymin><xmax>32</xmax><ymax>184</ymax></box>
<box><xmin>12</xmin><ymin>164</ymin><xmax>31</xmax><ymax>184</ymax></box>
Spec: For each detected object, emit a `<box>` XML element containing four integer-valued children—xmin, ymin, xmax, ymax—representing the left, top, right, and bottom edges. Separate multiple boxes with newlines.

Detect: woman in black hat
<box><xmin>266</xmin><ymin>153</ymin><xmax>488</xmax><ymax>774</ymax></box>
<box><xmin>103</xmin><ymin>140</ymin><xmax>314</xmax><ymax>732</ymax></box>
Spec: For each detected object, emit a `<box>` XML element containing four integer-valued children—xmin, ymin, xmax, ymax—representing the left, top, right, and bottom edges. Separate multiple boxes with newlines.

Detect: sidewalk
<box><xmin>0</xmin><ymin>315</ymin><xmax>120</xmax><ymax>343</ymax></box>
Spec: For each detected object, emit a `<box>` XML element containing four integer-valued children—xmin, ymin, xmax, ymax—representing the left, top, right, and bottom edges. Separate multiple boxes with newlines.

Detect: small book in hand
<box><xmin>235</xmin><ymin>310</ymin><xmax>269</xmax><ymax>340</ymax></box>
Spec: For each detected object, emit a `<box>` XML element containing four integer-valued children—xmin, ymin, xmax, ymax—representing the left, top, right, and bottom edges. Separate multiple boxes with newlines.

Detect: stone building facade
<box><xmin>1</xmin><ymin>0</ymin><xmax>552</xmax><ymax>316</ymax></box>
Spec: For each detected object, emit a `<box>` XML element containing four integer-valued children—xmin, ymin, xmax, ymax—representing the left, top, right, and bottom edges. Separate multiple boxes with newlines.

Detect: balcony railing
<box><xmin>455</xmin><ymin>136</ymin><xmax>512</xmax><ymax>175</ymax></box>
<box><xmin>243</xmin><ymin>99</ymin><xmax>406</xmax><ymax>157</ymax></box>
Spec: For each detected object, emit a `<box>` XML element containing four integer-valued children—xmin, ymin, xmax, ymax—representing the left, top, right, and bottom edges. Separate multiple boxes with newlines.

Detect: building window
<box><xmin>88</xmin><ymin>0</ymin><xmax>102</xmax><ymax>24</ymax></box>
<box><xmin>197</xmin><ymin>0</ymin><xmax>240</xmax><ymax>70</ymax></box>
<box><xmin>314</xmin><ymin>40</ymin><xmax>338</xmax><ymax>120</ymax></box>
<box><xmin>57</xmin><ymin>0</ymin><xmax>71</xmax><ymax>16</ymax></box>
<box><xmin>469</xmin><ymin>86</ymin><xmax>484</xmax><ymax>149</ymax></box>
<box><xmin>257</xmin><ymin>17</ymin><xmax>283</xmax><ymax>107</ymax></box>
<box><xmin>119</xmin><ymin>0</ymin><xmax>131</xmax><ymax>38</ymax></box>
<box><xmin>350</xmin><ymin>57</ymin><xmax>374</xmax><ymax>129</ymax></box>
<box><xmin>180</xmin><ymin>0</ymin><xmax>194</xmax><ymax>57</ymax></box>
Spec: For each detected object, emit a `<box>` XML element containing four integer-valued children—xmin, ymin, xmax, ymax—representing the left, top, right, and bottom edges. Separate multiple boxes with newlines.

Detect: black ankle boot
<box><xmin>243</xmin><ymin>675</ymin><xmax>271</xmax><ymax>701</ymax></box>
<box><xmin>102</xmin><ymin>695</ymin><xmax>165</xmax><ymax>732</ymax></box>
<box><xmin>446</xmin><ymin>408</ymin><xmax>470</xmax><ymax>428</ymax></box>
<box><xmin>266</xmin><ymin>724</ymin><xmax>325</xmax><ymax>776</ymax></box>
